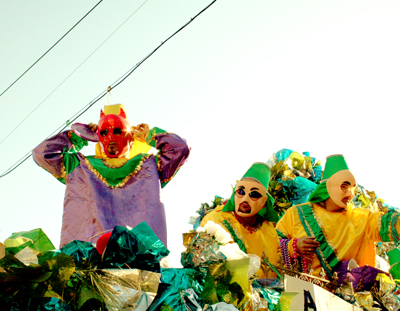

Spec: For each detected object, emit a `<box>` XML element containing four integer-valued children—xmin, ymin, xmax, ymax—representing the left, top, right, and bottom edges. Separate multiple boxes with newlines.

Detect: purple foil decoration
<box><xmin>336</xmin><ymin>260</ymin><xmax>390</xmax><ymax>291</ymax></box>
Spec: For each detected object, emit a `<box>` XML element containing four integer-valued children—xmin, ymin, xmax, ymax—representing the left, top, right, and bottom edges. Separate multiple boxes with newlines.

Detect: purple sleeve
<box><xmin>32</xmin><ymin>131</ymin><xmax>73</xmax><ymax>178</ymax></box>
<box><xmin>155</xmin><ymin>133</ymin><xmax>190</xmax><ymax>186</ymax></box>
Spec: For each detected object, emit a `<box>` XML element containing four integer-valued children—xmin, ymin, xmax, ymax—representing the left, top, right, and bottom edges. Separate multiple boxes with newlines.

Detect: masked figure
<box><xmin>200</xmin><ymin>162</ymin><xmax>280</xmax><ymax>278</ymax></box>
<box><xmin>276</xmin><ymin>154</ymin><xmax>400</xmax><ymax>278</ymax></box>
<box><xmin>33</xmin><ymin>104</ymin><xmax>190</xmax><ymax>247</ymax></box>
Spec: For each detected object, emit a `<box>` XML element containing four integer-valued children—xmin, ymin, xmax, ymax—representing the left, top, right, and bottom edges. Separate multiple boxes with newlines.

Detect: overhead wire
<box><xmin>0</xmin><ymin>0</ymin><xmax>103</xmax><ymax>98</ymax></box>
<box><xmin>0</xmin><ymin>0</ymin><xmax>218</xmax><ymax>179</ymax></box>
<box><xmin>0</xmin><ymin>0</ymin><xmax>150</xmax><ymax>148</ymax></box>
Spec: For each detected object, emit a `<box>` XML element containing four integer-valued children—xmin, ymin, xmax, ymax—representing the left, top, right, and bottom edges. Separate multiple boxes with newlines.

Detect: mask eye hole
<box><xmin>235</xmin><ymin>188</ymin><xmax>245</xmax><ymax>197</ymax></box>
<box><xmin>341</xmin><ymin>182</ymin><xmax>351</xmax><ymax>193</ymax></box>
<box><xmin>113</xmin><ymin>128</ymin><xmax>122</xmax><ymax>135</ymax></box>
<box><xmin>100</xmin><ymin>129</ymin><xmax>109</xmax><ymax>137</ymax></box>
<box><xmin>249</xmin><ymin>191</ymin><xmax>262</xmax><ymax>199</ymax></box>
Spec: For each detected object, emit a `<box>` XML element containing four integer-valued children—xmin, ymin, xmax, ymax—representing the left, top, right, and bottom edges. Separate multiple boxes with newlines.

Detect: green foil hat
<box><xmin>309</xmin><ymin>154</ymin><xmax>350</xmax><ymax>203</ymax></box>
<box><xmin>321</xmin><ymin>154</ymin><xmax>350</xmax><ymax>182</ymax></box>
<box><xmin>222</xmin><ymin>162</ymin><xmax>278</xmax><ymax>222</ymax></box>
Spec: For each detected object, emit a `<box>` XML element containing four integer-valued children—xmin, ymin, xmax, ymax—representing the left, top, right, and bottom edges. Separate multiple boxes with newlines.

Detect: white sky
<box><xmin>0</xmin><ymin>0</ymin><xmax>399</xmax><ymax>266</ymax></box>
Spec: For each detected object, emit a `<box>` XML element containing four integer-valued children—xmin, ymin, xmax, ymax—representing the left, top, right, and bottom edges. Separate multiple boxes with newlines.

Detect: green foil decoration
<box><xmin>149</xmin><ymin>268</ymin><xmax>206</xmax><ymax>311</ymax></box>
<box><xmin>4</xmin><ymin>228</ymin><xmax>55</xmax><ymax>255</ymax></box>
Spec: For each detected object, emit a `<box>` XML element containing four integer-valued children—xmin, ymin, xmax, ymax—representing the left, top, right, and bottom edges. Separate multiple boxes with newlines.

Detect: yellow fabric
<box><xmin>95</xmin><ymin>138</ymin><xmax>152</xmax><ymax>159</ymax></box>
<box><xmin>276</xmin><ymin>203</ymin><xmax>392</xmax><ymax>277</ymax></box>
<box><xmin>103</xmin><ymin>104</ymin><xmax>129</xmax><ymax>122</ymax></box>
<box><xmin>201</xmin><ymin>205</ymin><xmax>281</xmax><ymax>278</ymax></box>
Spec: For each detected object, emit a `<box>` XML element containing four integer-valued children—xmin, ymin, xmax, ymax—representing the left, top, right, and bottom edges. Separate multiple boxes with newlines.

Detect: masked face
<box><xmin>98</xmin><ymin>113</ymin><xmax>133</xmax><ymax>158</ymax></box>
<box><xmin>326</xmin><ymin>170</ymin><xmax>356</xmax><ymax>208</ymax></box>
<box><xmin>234</xmin><ymin>179</ymin><xmax>268</xmax><ymax>218</ymax></box>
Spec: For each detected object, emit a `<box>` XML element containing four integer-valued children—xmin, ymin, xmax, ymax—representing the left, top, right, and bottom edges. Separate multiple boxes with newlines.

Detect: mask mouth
<box><xmin>341</xmin><ymin>196</ymin><xmax>352</xmax><ymax>205</ymax></box>
<box><xmin>238</xmin><ymin>202</ymin><xmax>252</xmax><ymax>214</ymax></box>
<box><xmin>107</xmin><ymin>142</ymin><xmax>119</xmax><ymax>155</ymax></box>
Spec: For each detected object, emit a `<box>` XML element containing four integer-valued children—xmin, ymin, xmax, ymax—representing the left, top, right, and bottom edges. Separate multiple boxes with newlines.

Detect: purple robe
<box><xmin>32</xmin><ymin>130</ymin><xmax>189</xmax><ymax>247</ymax></box>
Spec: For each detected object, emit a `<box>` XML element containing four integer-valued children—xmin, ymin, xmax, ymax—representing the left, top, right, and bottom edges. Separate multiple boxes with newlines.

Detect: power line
<box><xmin>0</xmin><ymin>0</ymin><xmax>103</xmax><ymax>98</ymax></box>
<box><xmin>0</xmin><ymin>0</ymin><xmax>150</xmax><ymax>148</ymax></box>
<box><xmin>0</xmin><ymin>0</ymin><xmax>218</xmax><ymax>179</ymax></box>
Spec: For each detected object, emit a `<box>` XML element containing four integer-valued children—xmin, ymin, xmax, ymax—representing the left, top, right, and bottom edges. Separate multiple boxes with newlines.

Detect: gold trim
<box><xmin>102</xmin><ymin>158</ymin><xmax>128</xmax><ymax>169</ymax></box>
<box><xmin>52</xmin><ymin>154</ymin><xmax>66</xmax><ymax>179</ymax></box>
<box><xmin>84</xmin><ymin>155</ymin><xmax>150</xmax><ymax>189</ymax></box>
<box><xmin>155</xmin><ymin>153</ymin><xmax>162</xmax><ymax>172</ymax></box>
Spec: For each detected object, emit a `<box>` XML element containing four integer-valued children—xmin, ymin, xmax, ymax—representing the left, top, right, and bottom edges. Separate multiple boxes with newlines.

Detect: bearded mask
<box><xmin>222</xmin><ymin>162</ymin><xmax>279</xmax><ymax>223</ymax></box>
<box><xmin>98</xmin><ymin>106</ymin><xmax>134</xmax><ymax>158</ymax></box>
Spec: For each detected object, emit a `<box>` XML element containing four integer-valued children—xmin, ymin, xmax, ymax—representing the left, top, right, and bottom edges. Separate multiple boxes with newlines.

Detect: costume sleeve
<box><xmin>276</xmin><ymin>208</ymin><xmax>295</xmax><ymax>239</ymax></box>
<box><xmin>32</xmin><ymin>130</ymin><xmax>88</xmax><ymax>184</ymax></box>
<box><xmin>276</xmin><ymin>208</ymin><xmax>298</xmax><ymax>259</ymax></box>
<box><xmin>146</xmin><ymin>127</ymin><xmax>190</xmax><ymax>188</ymax></box>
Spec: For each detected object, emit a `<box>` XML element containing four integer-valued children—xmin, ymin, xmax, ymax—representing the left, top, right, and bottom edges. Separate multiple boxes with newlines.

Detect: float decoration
<box><xmin>0</xmin><ymin>223</ymin><xmax>168</xmax><ymax>311</ymax></box>
<box><xmin>266</xmin><ymin>149</ymin><xmax>322</xmax><ymax>218</ymax></box>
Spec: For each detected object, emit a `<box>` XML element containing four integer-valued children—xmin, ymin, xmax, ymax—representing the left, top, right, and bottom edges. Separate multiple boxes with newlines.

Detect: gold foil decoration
<box><xmin>182</xmin><ymin>232</ymin><xmax>197</xmax><ymax>248</ymax></box>
<box><xmin>355</xmin><ymin>291</ymin><xmax>373</xmax><ymax>308</ymax></box>
<box><xmin>91</xmin><ymin>268</ymin><xmax>161</xmax><ymax>311</ymax></box>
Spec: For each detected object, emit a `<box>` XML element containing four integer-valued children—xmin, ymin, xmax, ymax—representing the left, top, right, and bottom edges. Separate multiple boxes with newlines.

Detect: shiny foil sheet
<box><xmin>91</xmin><ymin>268</ymin><xmax>161</xmax><ymax>311</ymax></box>
<box><xmin>181</xmin><ymin>232</ymin><xmax>225</xmax><ymax>268</ymax></box>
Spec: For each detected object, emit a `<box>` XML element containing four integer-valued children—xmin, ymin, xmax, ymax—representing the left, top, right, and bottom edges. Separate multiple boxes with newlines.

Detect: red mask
<box><xmin>98</xmin><ymin>108</ymin><xmax>133</xmax><ymax>158</ymax></box>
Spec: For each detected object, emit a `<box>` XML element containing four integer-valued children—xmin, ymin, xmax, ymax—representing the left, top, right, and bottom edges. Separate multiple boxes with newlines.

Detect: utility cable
<box><xmin>0</xmin><ymin>0</ymin><xmax>103</xmax><ymax>98</ymax></box>
<box><xmin>0</xmin><ymin>0</ymin><xmax>218</xmax><ymax>178</ymax></box>
<box><xmin>0</xmin><ymin>0</ymin><xmax>150</xmax><ymax>148</ymax></box>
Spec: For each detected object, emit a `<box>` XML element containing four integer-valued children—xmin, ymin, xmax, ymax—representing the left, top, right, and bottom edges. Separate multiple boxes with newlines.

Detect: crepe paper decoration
<box><xmin>4</xmin><ymin>228</ymin><xmax>55</xmax><ymax>255</ymax></box>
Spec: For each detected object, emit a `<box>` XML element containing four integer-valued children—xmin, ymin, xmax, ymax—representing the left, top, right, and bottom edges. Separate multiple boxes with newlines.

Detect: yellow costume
<box><xmin>276</xmin><ymin>154</ymin><xmax>400</xmax><ymax>278</ymax></box>
<box><xmin>276</xmin><ymin>202</ymin><xmax>398</xmax><ymax>277</ymax></box>
<box><xmin>201</xmin><ymin>204</ymin><xmax>280</xmax><ymax>278</ymax></box>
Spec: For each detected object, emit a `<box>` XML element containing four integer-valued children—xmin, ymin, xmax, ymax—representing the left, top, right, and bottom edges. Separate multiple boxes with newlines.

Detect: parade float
<box><xmin>1</xmin><ymin>149</ymin><xmax>400</xmax><ymax>311</ymax></box>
